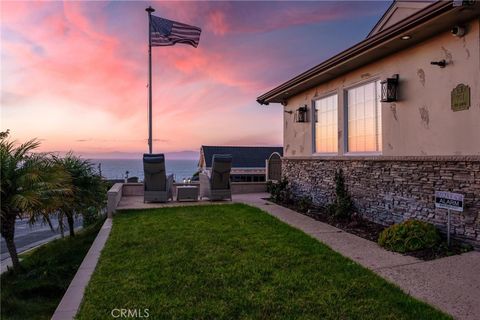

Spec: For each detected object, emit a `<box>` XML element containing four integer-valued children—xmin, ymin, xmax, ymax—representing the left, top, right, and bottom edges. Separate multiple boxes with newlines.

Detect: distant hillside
<box><xmin>59</xmin><ymin>150</ymin><xmax>200</xmax><ymax>160</ymax></box>
<box><xmin>165</xmin><ymin>151</ymin><xmax>199</xmax><ymax>160</ymax></box>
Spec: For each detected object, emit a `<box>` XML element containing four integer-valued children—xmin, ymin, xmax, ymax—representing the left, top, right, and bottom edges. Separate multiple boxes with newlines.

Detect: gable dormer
<box><xmin>367</xmin><ymin>0</ymin><xmax>434</xmax><ymax>38</ymax></box>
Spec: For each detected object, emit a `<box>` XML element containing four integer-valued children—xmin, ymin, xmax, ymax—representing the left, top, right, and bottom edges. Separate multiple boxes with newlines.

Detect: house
<box><xmin>257</xmin><ymin>1</ymin><xmax>480</xmax><ymax>247</ymax></box>
<box><xmin>198</xmin><ymin>146</ymin><xmax>283</xmax><ymax>182</ymax></box>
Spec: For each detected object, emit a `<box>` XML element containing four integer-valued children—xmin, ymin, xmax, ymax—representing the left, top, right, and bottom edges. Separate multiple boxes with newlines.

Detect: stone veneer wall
<box><xmin>282</xmin><ymin>156</ymin><xmax>480</xmax><ymax>248</ymax></box>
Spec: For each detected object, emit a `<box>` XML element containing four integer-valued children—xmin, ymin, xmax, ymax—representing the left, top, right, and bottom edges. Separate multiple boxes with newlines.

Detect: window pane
<box><xmin>356</xmin><ymin>86</ymin><xmax>364</xmax><ymax>103</ymax></box>
<box><xmin>365</xmin><ymin>82</ymin><xmax>374</xmax><ymax>101</ymax></box>
<box><xmin>365</xmin><ymin>117</ymin><xmax>375</xmax><ymax>137</ymax></box>
<box><xmin>365</xmin><ymin>99</ymin><xmax>375</xmax><ymax>118</ymax></box>
<box><xmin>376</xmin><ymin>81</ymin><xmax>383</xmax><ymax>151</ymax></box>
<box><xmin>315</xmin><ymin>95</ymin><xmax>338</xmax><ymax>153</ymax></box>
<box><xmin>347</xmin><ymin>81</ymin><xmax>382</xmax><ymax>153</ymax></box>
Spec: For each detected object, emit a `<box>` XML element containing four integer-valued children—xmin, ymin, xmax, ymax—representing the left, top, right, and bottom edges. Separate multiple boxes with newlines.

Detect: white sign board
<box><xmin>435</xmin><ymin>191</ymin><xmax>464</xmax><ymax>212</ymax></box>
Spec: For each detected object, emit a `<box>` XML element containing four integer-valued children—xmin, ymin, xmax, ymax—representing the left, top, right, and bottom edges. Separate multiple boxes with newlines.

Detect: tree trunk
<box><xmin>66</xmin><ymin>213</ymin><xmax>75</xmax><ymax>237</ymax></box>
<box><xmin>59</xmin><ymin>215</ymin><xmax>65</xmax><ymax>238</ymax></box>
<box><xmin>5</xmin><ymin>237</ymin><xmax>20</xmax><ymax>270</ymax></box>
<box><xmin>1</xmin><ymin>213</ymin><xmax>21</xmax><ymax>270</ymax></box>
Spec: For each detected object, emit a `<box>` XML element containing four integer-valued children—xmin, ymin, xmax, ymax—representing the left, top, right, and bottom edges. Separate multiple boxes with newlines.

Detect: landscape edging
<box><xmin>51</xmin><ymin>218</ymin><xmax>112</xmax><ymax>320</ymax></box>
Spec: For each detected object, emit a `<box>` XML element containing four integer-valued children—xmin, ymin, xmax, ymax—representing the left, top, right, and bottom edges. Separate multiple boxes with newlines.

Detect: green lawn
<box><xmin>77</xmin><ymin>204</ymin><xmax>449</xmax><ymax>319</ymax></box>
<box><xmin>1</xmin><ymin>219</ymin><xmax>104</xmax><ymax>320</ymax></box>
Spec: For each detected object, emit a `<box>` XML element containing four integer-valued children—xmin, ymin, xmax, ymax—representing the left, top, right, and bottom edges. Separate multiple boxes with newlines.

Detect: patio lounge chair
<box><xmin>199</xmin><ymin>154</ymin><xmax>232</xmax><ymax>201</ymax></box>
<box><xmin>143</xmin><ymin>153</ymin><xmax>173</xmax><ymax>203</ymax></box>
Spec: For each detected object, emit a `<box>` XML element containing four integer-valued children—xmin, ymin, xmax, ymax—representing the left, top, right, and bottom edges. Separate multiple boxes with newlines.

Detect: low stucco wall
<box><xmin>121</xmin><ymin>183</ymin><xmax>144</xmax><ymax>196</ymax></box>
<box><xmin>107</xmin><ymin>183</ymin><xmax>123</xmax><ymax>218</ymax></box>
<box><xmin>121</xmin><ymin>182</ymin><xmax>202</xmax><ymax>196</ymax></box>
<box><xmin>231</xmin><ymin>182</ymin><xmax>267</xmax><ymax>194</ymax></box>
<box><xmin>121</xmin><ymin>182</ymin><xmax>266</xmax><ymax>196</ymax></box>
<box><xmin>282</xmin><ymin>156</ymin><xmax>480</xmax><ymax>248</ymax></box>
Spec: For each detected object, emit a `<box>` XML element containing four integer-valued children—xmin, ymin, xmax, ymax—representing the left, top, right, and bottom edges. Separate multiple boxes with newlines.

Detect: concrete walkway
<box><xmin>235</xmin><ymin>193</ymin><xmax>480</xmax><ymax>320</ymax></box>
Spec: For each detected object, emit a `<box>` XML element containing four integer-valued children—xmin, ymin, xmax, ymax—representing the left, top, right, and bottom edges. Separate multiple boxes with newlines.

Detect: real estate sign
<box><xmin>435</xmin><ymin>191</ymin><xmax>464</xmax><ymax>212</ymax></box>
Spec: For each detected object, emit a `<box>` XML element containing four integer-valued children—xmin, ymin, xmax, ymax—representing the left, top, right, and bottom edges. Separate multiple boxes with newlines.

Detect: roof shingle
<box><xmin>202</xmin><ymin>146</ymin><xmax>283</xmax><ymax>168</ymax></box>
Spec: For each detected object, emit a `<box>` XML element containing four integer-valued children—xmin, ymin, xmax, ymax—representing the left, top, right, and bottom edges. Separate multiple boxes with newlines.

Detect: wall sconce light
<box><xmin>380</xmin><ymin>74</ymin><xmax>399</xmax><ymax>102</ymax></box>
<box><xmin>294</xmin><ymin>105</ymin><xmax>309</xmax><ymax>123</ymax></box>
<box><xmin>451</xmin><ymin>25</ymin><xmax>466</xmax><ymax>37</ymax></box>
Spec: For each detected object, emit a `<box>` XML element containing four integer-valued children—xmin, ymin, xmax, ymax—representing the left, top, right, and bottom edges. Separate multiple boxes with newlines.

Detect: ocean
<box><xmin>90</xmin><ymin>159</ymin><xmax>198</xmax><ymax>182</ymax></box>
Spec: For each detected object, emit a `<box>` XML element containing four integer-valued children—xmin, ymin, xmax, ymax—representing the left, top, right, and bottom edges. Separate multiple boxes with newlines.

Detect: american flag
<box><xmin>150</xmin><ymin>15</ymin><xmax>201</xmax><ymax>48</ymax></box>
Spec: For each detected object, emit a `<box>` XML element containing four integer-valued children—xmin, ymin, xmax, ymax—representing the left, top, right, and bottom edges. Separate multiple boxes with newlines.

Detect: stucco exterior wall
<box><xmin>284</xmin><ymin>18</ymin><xmax>480</xmax><ymax>157</ymax></box>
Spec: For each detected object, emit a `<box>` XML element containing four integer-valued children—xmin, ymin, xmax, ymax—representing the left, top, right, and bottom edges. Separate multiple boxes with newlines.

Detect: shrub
<box><xmin>378</xmin><ymin>220</ymin><xmax>441</xmax><ymax>253</ymax></box>
<box><xmin>83</xmin><ymin>207</ymin><xmax>102</xmax><ymax>228</ymax></box>
<box><xmin>266</xmin><ymin>178</ymin><xmax>291</xmax><ymax>204</ymax></box>
<box><xmin>295</xmin><ymin>196</ymin><xmax>312</xmax><ymax>213</ymax></box>
<box><xmin>327</xmin><ymin>169</ymin><xmax>353</xmax><ymax>219</ymax></box>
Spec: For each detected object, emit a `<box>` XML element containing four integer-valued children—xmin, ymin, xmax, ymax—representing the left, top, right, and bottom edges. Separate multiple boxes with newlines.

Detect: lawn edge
<box><xmin>51</xmin><ymin>218</ymin><xmax>113</xmax><ymax>320</ymax></box>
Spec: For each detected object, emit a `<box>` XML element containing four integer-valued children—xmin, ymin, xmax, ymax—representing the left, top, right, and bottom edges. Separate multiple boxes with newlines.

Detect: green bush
<box><xmin>378</xmin><ymin>220</ymin><xmax>441</xmax><ymax>253</ymax></box>
<box><xmin>266</xmin><ymin>178</ymin><xmax>291</xmax><ymax>204</ymax></box>
<box><xmin>295</xmin><ymin>196</ymin><xmax>312</xmax><ymax>213</ymax></box>
<box><xmin>327</xmin><ymin>169</ymin><xmax>353</xmax><ymax>219</ymax></box>
<box><xmin>83</xmin><ymin>207</ymin><xmax>102</xmax><ymax>228</ymax></box>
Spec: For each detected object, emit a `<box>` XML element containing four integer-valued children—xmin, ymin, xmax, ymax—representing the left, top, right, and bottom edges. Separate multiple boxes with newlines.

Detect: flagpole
<box><xmin>146</xmin><ymin>6</ymin><xmax>155</xmax><ymax>154</ymax></box>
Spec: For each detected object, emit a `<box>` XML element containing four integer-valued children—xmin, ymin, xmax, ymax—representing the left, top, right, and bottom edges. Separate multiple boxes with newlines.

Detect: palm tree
<box><xmin>0</xmin><ymin>134</ymin><xmax>71</xmax><ymax>270</ymax></box>
<box><xmin>54</xmin><ymin>153</ymin><xmax>106</xmax><ymax>237</ymax></box>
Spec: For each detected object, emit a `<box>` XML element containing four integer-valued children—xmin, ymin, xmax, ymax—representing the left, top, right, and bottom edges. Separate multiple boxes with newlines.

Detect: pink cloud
<box><xmin>156</xmin><ymin>1</ymin><xmax>382</xmax><ymax>35</ymax></box>
<box><xmin>3</xmin><ymin>4</ymin><xmax>145</xmax><ymax>119</ymax></box>
<box><xmin>1</xmin><ymin>1</ymin><xmax>385</xmax><ymax>154</ymax></box>
<box><xmin>206</xmin><ymin>10</ymin><xmax>230</xmax><ymax>36</ymax></box>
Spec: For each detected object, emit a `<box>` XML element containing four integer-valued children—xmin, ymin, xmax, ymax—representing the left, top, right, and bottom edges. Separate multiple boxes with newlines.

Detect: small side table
<box><xmin>176</xmin><ymin>186</ymin><xmax>199</xmax><ymax>202</ymax></box>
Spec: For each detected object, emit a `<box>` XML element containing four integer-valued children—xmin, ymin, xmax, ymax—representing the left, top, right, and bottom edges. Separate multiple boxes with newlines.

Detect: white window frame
<box><xmin>312</xmin><ymin>92</ymin><xmax>339</xmax><ymax>156</ymax></box>
<box><xmin>343</xmin><ymin>79</ymin><xmax>383</xmax><ymax>156</ymax></box>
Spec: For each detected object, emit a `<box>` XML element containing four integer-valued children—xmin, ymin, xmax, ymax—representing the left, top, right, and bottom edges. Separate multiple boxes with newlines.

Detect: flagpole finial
<box><xmin>146</xmin><ymin>6</ymin><xmax>155</xmax><ymax>13</ymax></box>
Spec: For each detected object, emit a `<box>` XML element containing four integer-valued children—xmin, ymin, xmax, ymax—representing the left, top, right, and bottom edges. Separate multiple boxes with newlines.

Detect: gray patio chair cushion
<box><xmin>210</xmin><ymin>154</ymin><xmax>232</xmax><ymax>190</ymax></box>
<box><xmin>143</xmin><ymin>154</ymin><xmax>166</xmax><ymax>191</ymax></box>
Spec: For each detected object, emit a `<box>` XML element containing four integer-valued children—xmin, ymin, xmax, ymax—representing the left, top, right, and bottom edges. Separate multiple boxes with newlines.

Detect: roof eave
<box><xmin>256</xmin><ymin>0</ymin><xmax>472</xmax><ymax>105</ymax></box>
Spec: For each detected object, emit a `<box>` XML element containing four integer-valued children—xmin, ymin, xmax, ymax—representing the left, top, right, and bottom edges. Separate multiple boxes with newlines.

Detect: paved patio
<box><xmin>109</xmin><ymin>192</ymin><xmax>480</xmax><ymax>319</ymax></box>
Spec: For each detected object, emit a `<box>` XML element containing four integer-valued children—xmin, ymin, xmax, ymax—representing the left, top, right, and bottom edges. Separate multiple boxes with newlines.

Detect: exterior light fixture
<box><xmin>294</xmin><ymin>105</ymin><xmax>309</xmax><ymax>123</ymax></box>
<box><xmin>431</xmin><ymin>59</ymin><xmax>447</xmax><ymax>68</ymax></box>
<box><xmin>451</xmin><ymin>25</ymin><xmax>466</xmax><ymax>37</ymax></box>
<box><xmin>400</xmin><ymin>35</ymin><xmax>411</xmax><ymax>40</ymax></box>
<box><xmin>380</xmin><ymin>74</ymin><xmax>399</xmax><ymax>102</ymax></box>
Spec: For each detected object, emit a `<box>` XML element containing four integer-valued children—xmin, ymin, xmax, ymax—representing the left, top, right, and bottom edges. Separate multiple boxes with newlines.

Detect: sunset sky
<box><xmin>1</xmin><ymin>1</ymin><xmax>389</xmax><ymax>157</ymax></box>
